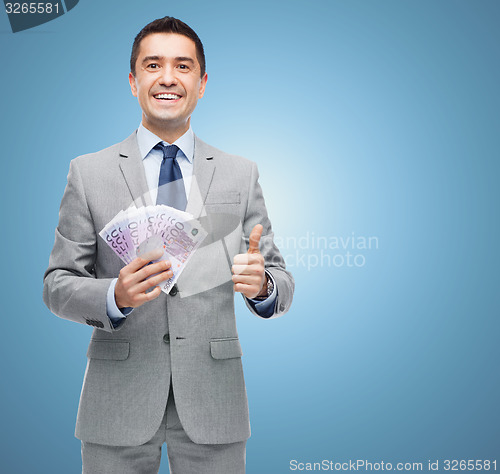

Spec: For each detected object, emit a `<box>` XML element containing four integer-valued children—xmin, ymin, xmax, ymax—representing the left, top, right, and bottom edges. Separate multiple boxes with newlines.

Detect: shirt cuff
<box><xmin>106</xmin><ymin>278</ymin><xmax>133</xmax><ymax>327</ymax></box>
<box><xmin>248</xmin><ymin>271</ymin><xmax>277</xmax><ymax>318</ymax></box>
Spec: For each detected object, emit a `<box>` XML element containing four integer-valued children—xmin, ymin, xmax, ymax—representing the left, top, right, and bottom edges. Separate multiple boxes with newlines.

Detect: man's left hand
<box><xmin>232</xmin><ymin>224</ymin><xmax>267</xmax><ymax>299</ymax></box>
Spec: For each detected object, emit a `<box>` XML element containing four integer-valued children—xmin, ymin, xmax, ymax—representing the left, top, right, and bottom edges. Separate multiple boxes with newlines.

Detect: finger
<box><xmin>120</xmin><ymin>260</ymin><xmax>171</xmax><ymax>291</ymax></box>
<box><xmin>140</xmin><ymin>285</ymin><xmax>162</xmax><ymax>303</ymax></box>
<box><xmin>247</xmin><ymin>224</ymin><xmax>263</xmax><ymax>254</ymax></box>
<box><xmin>233</xmin><ymin>282</ymin><xmax>250</xmax><ymax>292</ymax></box>
<box><xmin>136</xmin><ymin>260</ymin><xmax>172</xmax><ymax>283</ymax></box>
<box><xmin>232</xmin><ymin>262</ymin><xmax>263</xmax><ymax>275</ymax></box>
<box><xmin>136</xmin><ymin>269</ymin><xmax>174</xmax><ymax>293</ymax></box>
<box><xmin>234</xmin><ymin>253</ymin><xmax>263</xmax><ymax>265</ymax></box>
<box><xmin>125</xmin><ymin>249</ymin><xmax>165</xmax><ymax>273</ymax></box>
<box><xmin>233</xmin><ymin>253</ymin><xmax>250</xmax><ymax>265</ymax></box>
<box><xmin>232</xmin><ymin>274</ymin><xmax>262</xmax><ymax>286</ymax></box>
<box><xmin>233</xmin><ymin>282</ymin><xmax>258</xmax><ymax>298</ymax></box>
<box><xmin>232</xmin><ymin>264</ymin><xmax>249</xmax><ymax>275</ymax></box>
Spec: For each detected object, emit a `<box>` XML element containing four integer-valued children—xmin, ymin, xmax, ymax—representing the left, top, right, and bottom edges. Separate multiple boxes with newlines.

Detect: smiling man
<box><xmin>43</xmin><ymin>16</ymin><xmax>294</xmax><ymax>474</ymax></box>
<box><xmin>129</xmin><ymin>32</ymin><xmax>207</xmax><ymax>145</ymax></box>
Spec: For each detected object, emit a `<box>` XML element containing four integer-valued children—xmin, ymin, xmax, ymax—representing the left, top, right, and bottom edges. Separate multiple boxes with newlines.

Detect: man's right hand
<box><xmin>115</xmin><ymin>249</ymin><xmax>172</xmax><ymax>309</ymax></box>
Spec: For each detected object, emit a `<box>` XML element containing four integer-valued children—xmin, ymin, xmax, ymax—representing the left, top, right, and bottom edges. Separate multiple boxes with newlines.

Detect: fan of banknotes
<box><xmin>99</xmin><ymin>205</ymin><xmax>207</xmax><ymax>294</ymax></box>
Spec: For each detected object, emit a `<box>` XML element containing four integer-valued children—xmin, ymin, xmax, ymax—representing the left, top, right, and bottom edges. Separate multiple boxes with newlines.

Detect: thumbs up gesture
<box><xmin>232</xmin><ymin>224</ymin><xmax>268</xmax><ymax>299</ymax></box>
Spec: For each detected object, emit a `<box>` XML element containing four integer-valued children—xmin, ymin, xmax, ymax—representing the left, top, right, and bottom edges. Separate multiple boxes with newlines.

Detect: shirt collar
<box><xmin>136</xmin><ymin>123</ymin><xmax>194</xmax><ymax>163</ymax></box>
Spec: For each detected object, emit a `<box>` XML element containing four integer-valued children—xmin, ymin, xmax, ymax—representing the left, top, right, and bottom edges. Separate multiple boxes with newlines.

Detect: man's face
<box><xmin>129</xmin><ymin>33</ymin><xmax>207</xmax><ymax>139</ymax></box>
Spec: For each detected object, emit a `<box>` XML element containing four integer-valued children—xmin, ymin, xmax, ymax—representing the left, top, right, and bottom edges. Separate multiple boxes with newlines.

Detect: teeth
<box><xmin>155</xmin><ymin>93</ymin><xmax>181</xmax><ymax>100</ymax></box>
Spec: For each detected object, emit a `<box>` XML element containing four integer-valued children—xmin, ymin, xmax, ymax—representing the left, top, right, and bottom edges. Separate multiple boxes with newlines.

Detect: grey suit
<box><xmin>43</xmin><ymin>131</ymin><xmax>294</xmax><ymax>447</ymax></box>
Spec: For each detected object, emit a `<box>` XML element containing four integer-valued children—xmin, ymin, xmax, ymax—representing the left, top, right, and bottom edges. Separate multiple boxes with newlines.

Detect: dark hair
<box><xmin>130</xmin><ymin>16</ymin><xmax>206</xmax><ymax>78</ymax></box>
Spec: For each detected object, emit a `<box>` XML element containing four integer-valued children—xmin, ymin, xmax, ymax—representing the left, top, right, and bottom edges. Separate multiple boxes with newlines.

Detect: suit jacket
<box><xmin>43</xmin><ymin>131</ymin><xmax>294</xmax><ymax>446</ymax></box>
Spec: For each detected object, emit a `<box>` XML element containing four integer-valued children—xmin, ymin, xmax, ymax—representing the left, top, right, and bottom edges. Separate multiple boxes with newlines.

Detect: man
<box><xmin>43</xmin><ymin>16</ymin><xmax>294</xmax><ymax>473</ymax></box>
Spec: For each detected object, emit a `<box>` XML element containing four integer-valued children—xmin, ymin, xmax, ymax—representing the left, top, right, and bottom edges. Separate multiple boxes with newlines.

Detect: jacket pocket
<box><xmin>86</xmin><ymin>339</ymin><xmax>130</xmax><ymax>360</ymax></box>
<box><xmin>210</xmin><ymin>338</ymin><xmax>243</xmax><ymax>360</ymax></box>
<box><xmin>205</xmin><ymin>192</ymin><xmax>240</xmax><ymax>204</ymax></box>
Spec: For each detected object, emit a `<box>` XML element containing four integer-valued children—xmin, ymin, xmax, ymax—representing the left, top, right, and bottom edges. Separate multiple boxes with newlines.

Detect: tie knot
<box><xmin>155</xmin><ymin>143</ymin><xmax>179</xmax><ymax>160</ymax></box>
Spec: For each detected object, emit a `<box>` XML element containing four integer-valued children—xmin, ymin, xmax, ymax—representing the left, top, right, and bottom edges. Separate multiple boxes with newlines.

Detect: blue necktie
<box><xmin>155</xmin><ymin>143</ymin><xmax>187</xmax><ymax>210</ymax></box>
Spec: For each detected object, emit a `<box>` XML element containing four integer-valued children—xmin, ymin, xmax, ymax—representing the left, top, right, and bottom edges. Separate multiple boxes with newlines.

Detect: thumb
<box><xmin>247</xmin><ymin>224</ymin><xmax>263</xmax><ymax>254</ymax></box>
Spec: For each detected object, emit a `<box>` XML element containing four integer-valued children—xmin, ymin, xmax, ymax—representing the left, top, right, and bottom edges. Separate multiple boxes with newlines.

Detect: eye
<box><xmin>146</xmin><ymin>63</ymin><xmax>160</xmax><ymax>70</ymax></box>
<box><xmin>178</xmin><ymin>64</ymin><xmax>189</xmax><ymax>71</ymax></box>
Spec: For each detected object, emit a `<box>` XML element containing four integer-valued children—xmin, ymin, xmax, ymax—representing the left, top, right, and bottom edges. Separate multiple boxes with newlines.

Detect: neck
<box><xmin>142</xmin><ymin>118</ymin><xmax>190</xmax><ymax>144</ymax></box>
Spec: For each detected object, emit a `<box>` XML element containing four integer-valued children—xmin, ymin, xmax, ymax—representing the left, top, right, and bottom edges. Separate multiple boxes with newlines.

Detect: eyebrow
<box><xmin>141</xmin><ymin>55</ymin><xmax>195</xmax><ymax>65</ymax></box>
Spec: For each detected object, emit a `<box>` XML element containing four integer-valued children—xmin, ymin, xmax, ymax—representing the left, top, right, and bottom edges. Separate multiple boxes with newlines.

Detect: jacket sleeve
<box><xmin>241</xmin><ymin>161</ymin><xmax>294</xmax><ymax>319</ymax></box>
<box><xmin>43</xmin><ymin>158</ymin><xmax>117</xmax><ymax>333</ymax></box>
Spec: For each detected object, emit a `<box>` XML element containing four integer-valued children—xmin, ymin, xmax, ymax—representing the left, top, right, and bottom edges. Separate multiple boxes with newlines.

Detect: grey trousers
<box><xmin>81</xmin><ymin>385</ymin><xmax>246</xmax><ymax>474</ymax></box>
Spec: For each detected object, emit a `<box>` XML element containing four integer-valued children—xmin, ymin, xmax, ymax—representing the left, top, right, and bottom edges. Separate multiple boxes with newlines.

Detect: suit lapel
<box><xmin>117</xmin><ymin>131</ymin><xmax>215</xmax><ymax>213</ymax></box>
<box><xmin>185</xmin><ymin>135</ymin><xmax>215</xmax><ymax>218</ymax></box>
<box><xmin>118</xmin><ymin>131</ymin><xmax>153</xmax><ymax>207</ymax></box>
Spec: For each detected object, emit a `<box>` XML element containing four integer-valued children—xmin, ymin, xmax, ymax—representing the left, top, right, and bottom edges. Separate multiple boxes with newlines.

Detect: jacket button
<box><xmin>169</xmin><ymin>285</ymin><xmax>178</xmax><ymax>296</ymax></box>
<box><xmin>163</xmin><ymin>334</ymin><xmax>170</xmax><ymax>343</ymax></box>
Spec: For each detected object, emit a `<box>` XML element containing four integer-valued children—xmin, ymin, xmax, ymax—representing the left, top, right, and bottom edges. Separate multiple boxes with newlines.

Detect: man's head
<box><xmin>128</xmin><ymin>17</ymin><xmax>208</xmax><ymax>143</ymax></box>
<box><xmin>130</xmin><ymin>17</ymin><xmax>206</xmax><ymax>79</ymax></box>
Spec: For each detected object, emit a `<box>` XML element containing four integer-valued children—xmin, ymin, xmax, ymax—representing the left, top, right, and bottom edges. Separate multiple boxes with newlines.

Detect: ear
<box><xmin>129</xmin><ymin>72</ymin><xmax>138</xmax><ymax>97</ymax></box>
<box><xmin>198</xmin><ymin>72</ymin><xmax>208</xmax><ymax>99</ymax></box>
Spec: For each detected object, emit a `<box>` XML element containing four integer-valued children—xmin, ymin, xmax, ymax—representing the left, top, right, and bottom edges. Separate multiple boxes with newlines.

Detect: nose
<box><xmin>159</xmin><ymin>66</ymin><xmax>177</xmax><ymax>87</ymax></box>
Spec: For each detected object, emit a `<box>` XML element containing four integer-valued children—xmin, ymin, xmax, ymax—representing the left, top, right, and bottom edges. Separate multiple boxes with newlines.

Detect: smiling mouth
<box><xmin>154</xmin><ymin>93</ymin><xmax>182</xmax><ymax>100</ymax></box>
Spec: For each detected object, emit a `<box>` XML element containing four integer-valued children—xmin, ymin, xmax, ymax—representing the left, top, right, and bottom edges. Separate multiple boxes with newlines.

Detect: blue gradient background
<box><xmin>1</xmin><ymin>0</ymin><xmax>498</xmax><ymax>472</ymax></box>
